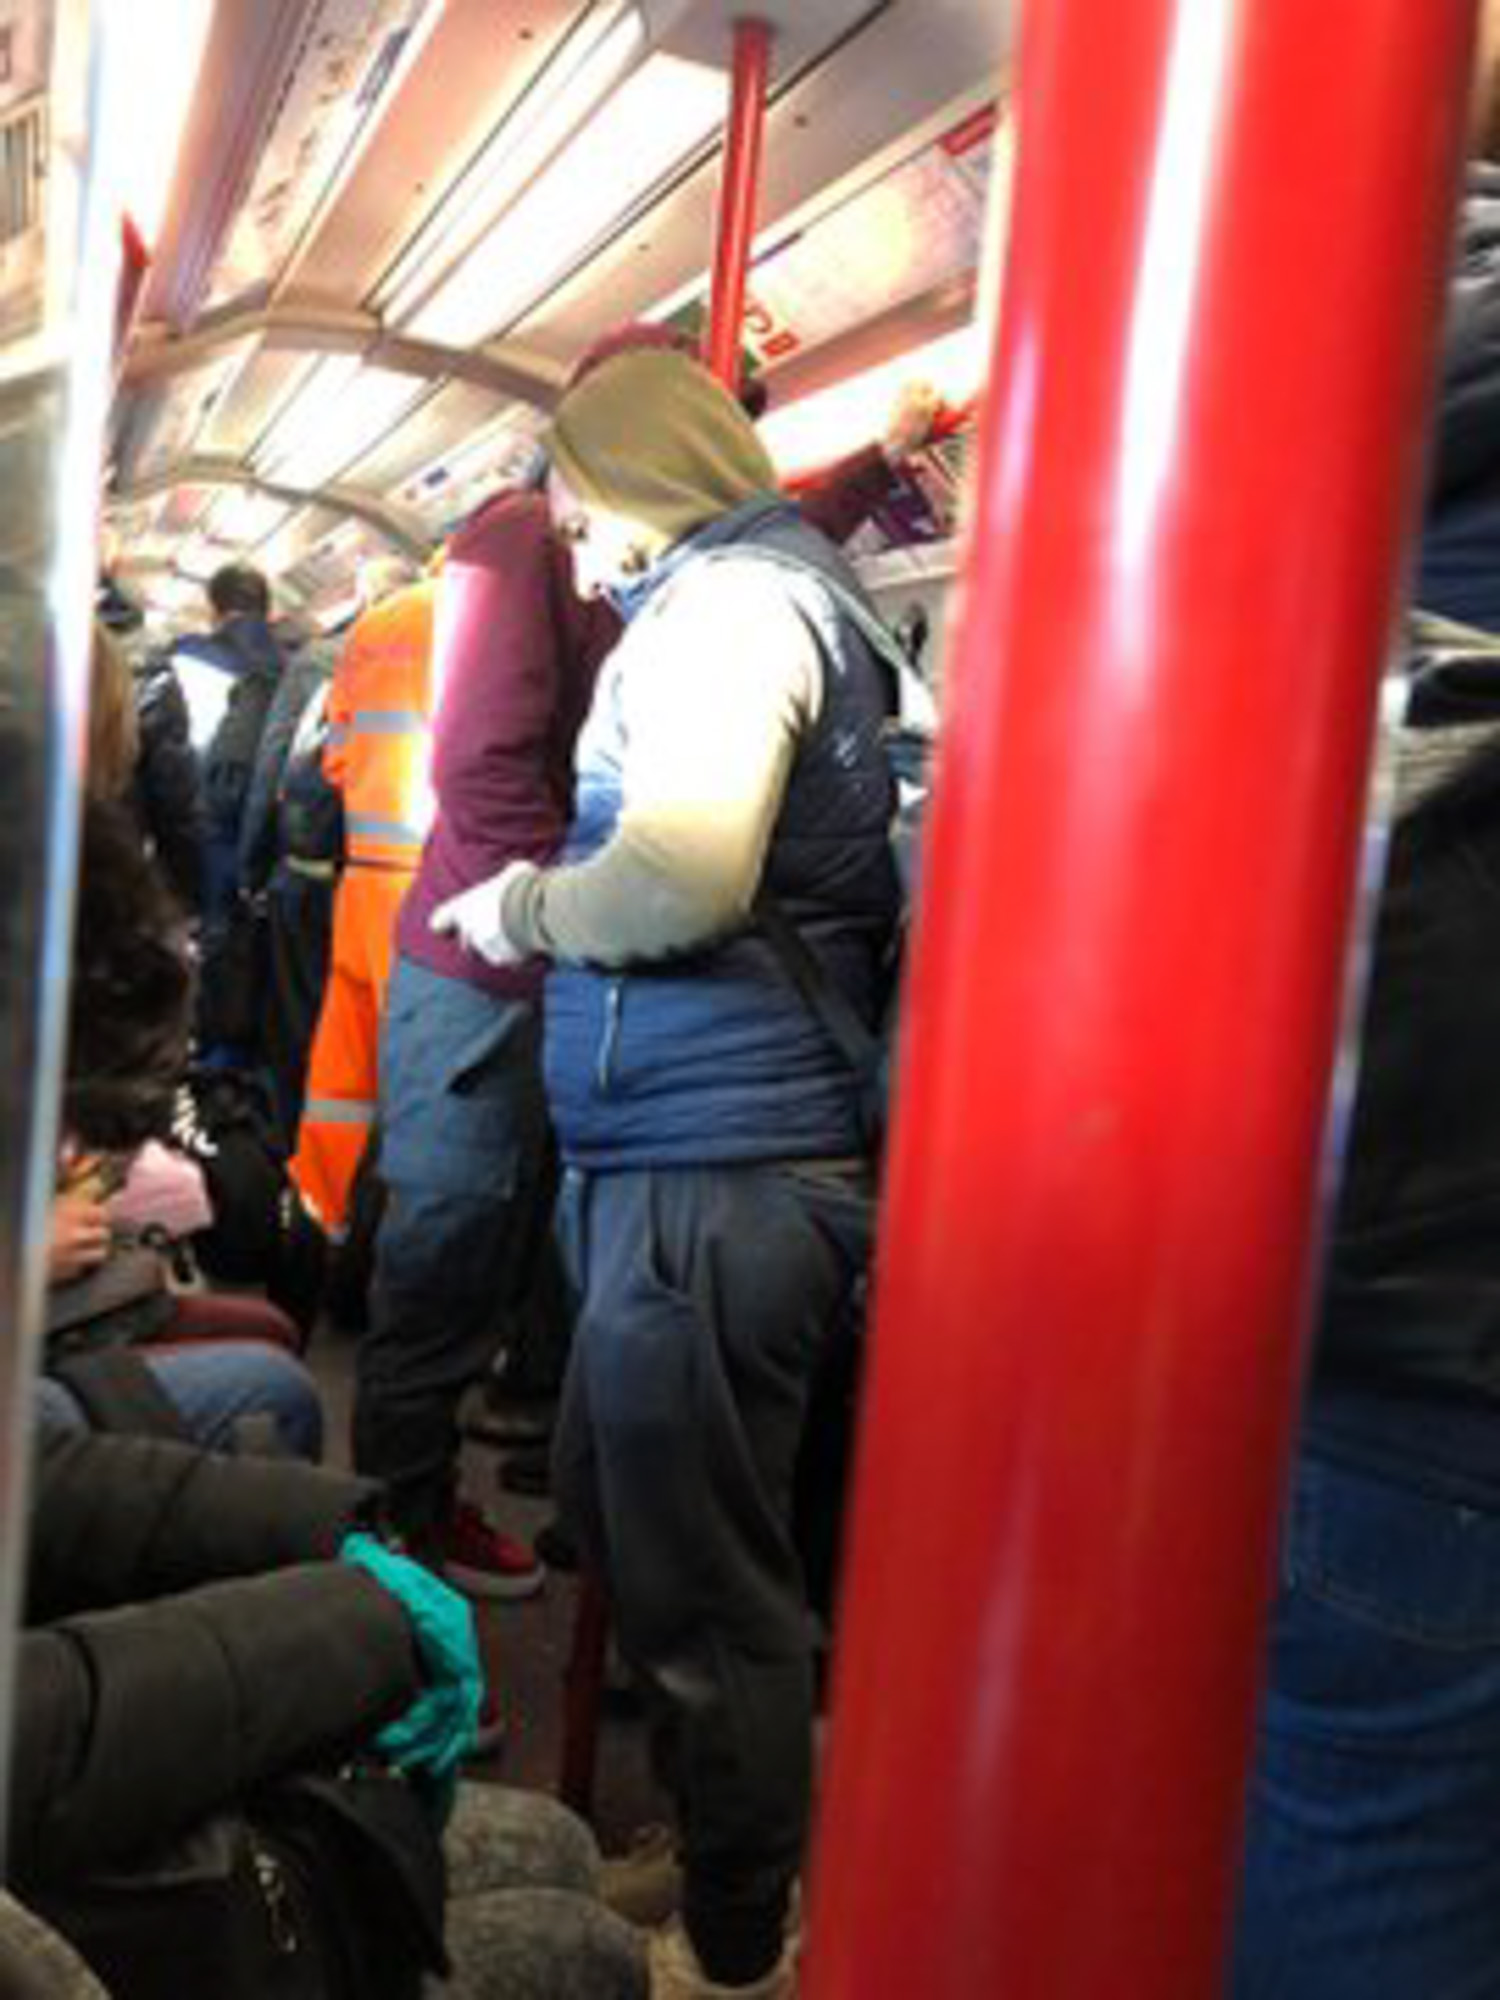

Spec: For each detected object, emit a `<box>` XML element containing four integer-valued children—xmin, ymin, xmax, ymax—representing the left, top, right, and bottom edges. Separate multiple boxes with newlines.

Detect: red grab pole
<box><xmin>705</xmin><ymin>17</ymin><xmax>772</xmax><ymax>393</ymax></box>
<box><xmin>805</xmin><ymin>4</ymin><xmax>1478</xmax><ymax>1997</ymax></box>
<box><xmin>115</xmin><ymin>214</ymin><xmax>151</xmax><ymax>370</ymax></box>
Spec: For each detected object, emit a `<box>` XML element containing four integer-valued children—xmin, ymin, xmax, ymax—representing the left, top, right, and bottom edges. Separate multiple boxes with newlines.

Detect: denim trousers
<box><xmin>36</xmin><ymin>1341</ymin><xmax>323</xmax><ymax>1459</ymax></box>
<box><xmin>354</xmin><ymin>957</ymin><xmax>550</xmax><ymax>1531</ymax></box>
<box><xmin>1234</xmin><ymin>1451</ymin><xmax>1500</xmax><ymax>2000</ymax></box>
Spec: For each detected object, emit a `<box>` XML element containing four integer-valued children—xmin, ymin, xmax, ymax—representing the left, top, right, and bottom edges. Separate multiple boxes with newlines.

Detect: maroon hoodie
<box><xmin>396</xmin><ymin>490</ymin><xmax>618</xmax><ymax>1000</ymax></box>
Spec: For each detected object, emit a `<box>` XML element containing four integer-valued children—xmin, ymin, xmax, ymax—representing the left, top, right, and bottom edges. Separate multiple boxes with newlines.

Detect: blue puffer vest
<box><xmin>545</xmin><ymin>497</ymin><xmax>899</xmax><ymax>1168</ymax></box>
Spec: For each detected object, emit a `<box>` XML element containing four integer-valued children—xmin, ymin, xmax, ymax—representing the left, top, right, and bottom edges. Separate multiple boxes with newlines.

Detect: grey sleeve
<box><xmin>502</xmin><ymin>569</ymin><xmax>821</xmax><ymax>968</ymax></box>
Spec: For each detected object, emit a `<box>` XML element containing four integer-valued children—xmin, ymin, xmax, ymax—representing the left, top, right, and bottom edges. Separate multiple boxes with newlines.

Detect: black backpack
<box><xmin>174</xmin><ymin>1068</ymin><xmax>325</xmax><ymax>1337</ymax></box>
<box><xmin>30</xmin><ymin>1770</ymin><xmax>447</xmax><ymax>2000</ymax></box>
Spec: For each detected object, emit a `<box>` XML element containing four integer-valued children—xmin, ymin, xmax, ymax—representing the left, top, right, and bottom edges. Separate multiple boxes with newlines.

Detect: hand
<box><xmin>430</xmin><ymin>860</ymin><xmax>535</xmax><ymax>968</ymax></box>
<box><xmin>49</xmin><ymin>1191</ymin><xmax>111</xmax><ymax>1285</ymax></box>
<box><xmin>340</xmin><ymin>1533</ymin><xmax>483</xmax><ymax>1812</ymax></box>
<box><xmin>883</xmin><ymin>379</ymin><xmax>941</xmax><ymax>459</ymax></box>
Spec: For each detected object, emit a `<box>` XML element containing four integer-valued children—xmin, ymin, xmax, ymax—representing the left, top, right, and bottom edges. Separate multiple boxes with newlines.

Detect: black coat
<box><xmin>238</xmin><ymin>644</ymin><xmax>335</xmax><ymax>893</ymax></box>
<box><xmin>132</xmin><ymin>655</ymin><xmax>205</xmax><ymax>912</ymax></box>
<box><xmin>1318</xmin><ymin>646</ymin><xmax>1500</xmax><ymax>1401</ymax></box>
<box><xmin>9</xmin><ymin>1431</ymin><xmax>422</xmax><ymax>1889</ymax></box>
<box><xmin>181</xmin><ymin>618</ymin><xmax>285</xmax><ymax>846</ymax></box>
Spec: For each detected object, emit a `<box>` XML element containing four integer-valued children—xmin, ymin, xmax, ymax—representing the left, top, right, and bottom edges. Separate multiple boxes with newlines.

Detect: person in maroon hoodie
<box><xmin>353</xmin><ymin>488</ymin><xmax>615</xmax><ymax>1595</ymax></box>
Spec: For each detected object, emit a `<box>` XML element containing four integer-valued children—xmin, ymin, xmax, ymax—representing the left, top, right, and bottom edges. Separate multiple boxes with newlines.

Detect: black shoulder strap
<box><xmin>757</xmin><ymin>901</ymin><xmax>882</xmax><ymax>1085</ymax></box>
<box><xmin>48</xmin><ymin>1348</ymin><xmax>190</xmax><ymax>1441</ymax></box>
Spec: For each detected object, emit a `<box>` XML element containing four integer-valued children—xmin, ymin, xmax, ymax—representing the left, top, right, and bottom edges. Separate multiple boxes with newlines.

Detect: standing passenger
<box><xmin>178</xmin><ymin>563</ymin><xmax>285</xmax><ymax>1059</ymax></box>
<box><xmin>354</xmin><ymin>491</ymin><xmax>613</xmax><ymax>1597</ymax></box>
<box><xmin>239</xmin><ymin>643</ymin><xmax>339</xmax><ymax>1146</ymax></box>
<box><xmin>1234</xmin><ymin>171</ymin><xmax>1500</xmax><ymax>1998</ymax></box>
<box><xmin>291</xmin><ymin>562</ymin><xmax>433</xmax><ymax>1235</ymax></box>
<box><xmin>433</xmin><ymin>347</ymin><xmax>898</xmax><ymax>1998</ymax></box>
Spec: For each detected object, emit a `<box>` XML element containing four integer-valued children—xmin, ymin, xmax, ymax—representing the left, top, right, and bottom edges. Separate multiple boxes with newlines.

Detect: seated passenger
<box><xmin>433</xmin><ymin>346</ymin><xmax>898</xmax><ymax>1998</ymax></box>
<box><xmin>11</xmin><ymin>1424</ymin><xmax>644</xmax><ymax>1999</ymax></box>
<box><xmin>50</xmin><ymin>795</ymin><xmax>323</xmax><ymax>1457</ymax></box>
<box><xmin>1234</xmin><ymin>170</ymin><xmax>1500</xmax><ymax>1997</ymax></box>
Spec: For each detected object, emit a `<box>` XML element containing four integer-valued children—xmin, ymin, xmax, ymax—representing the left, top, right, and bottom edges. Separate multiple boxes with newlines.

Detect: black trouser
<box><xmin>263</xmin><ymin>865</ymin><xmax>334</xmax><ymax>1148</ymax></box>
<box><xmin>553</xmin><ymin>1161</ymin><xmax>873</xmax><ymax>1984</ymax></box>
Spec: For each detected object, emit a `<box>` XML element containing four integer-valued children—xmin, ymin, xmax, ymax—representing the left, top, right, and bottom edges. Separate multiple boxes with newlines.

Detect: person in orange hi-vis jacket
<box><xmin>291</xmin><ymin>559</ymin><xmax>435</xmax><ymax>1238</ymax></box>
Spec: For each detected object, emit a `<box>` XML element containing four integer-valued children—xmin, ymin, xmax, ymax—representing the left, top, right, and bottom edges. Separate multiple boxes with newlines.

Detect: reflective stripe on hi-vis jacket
<box><xmin>291</xmin><ymin>856</ymin><xmax>412</xmax><ymax>1234</ymax></box>
<box><xmin>325</xmin><ymin>580</ymin><xmax>437</xmax><ymax>869</ymax></box>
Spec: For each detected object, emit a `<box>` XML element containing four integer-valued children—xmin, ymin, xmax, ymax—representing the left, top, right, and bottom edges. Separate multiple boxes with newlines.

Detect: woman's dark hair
<box><xmin>207</xmin><ymin>563</ymin><xmax>270</xmax><ymax>621</ymax></box>
<box><xmin>64</xmin><ymin>800</ymin><xmax>194</xmax><ymax>1150</ymax></box>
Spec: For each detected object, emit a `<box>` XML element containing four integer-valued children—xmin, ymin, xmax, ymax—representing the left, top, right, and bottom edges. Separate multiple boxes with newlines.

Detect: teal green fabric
<box><xmin>340</xmin><ymin>1532</ymin><xmax>482</xmax><ymax>1811</ymax></box>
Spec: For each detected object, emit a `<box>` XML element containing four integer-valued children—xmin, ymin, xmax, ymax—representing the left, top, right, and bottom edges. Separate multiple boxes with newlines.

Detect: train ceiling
<box><xmin>106</xmin><ymin>0</ymin><xmax>1013</xmax><ymax>634</ymax></box>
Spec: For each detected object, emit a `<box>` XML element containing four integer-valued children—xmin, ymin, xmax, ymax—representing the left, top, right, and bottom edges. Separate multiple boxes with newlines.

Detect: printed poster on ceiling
<box><xmin>740</xmin><ymin>102</ymin><xmax>1001</xmax><ymax>371</ymax></box>
<box><xmin>206</xmin><ymin>0</ymin><xmax>440</xmax><ymax>313</ymax></box>
<box><xmin>0</xmin><ymin>1</ymin><xmax>55</xmax><ymax>347</ymax></box>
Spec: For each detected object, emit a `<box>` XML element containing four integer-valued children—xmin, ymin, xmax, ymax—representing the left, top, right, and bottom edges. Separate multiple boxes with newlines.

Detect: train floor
<box><xmin>311</xmin><ymin>1322</ymin><xmax>671</xmax><ymax>1858</ymax></box>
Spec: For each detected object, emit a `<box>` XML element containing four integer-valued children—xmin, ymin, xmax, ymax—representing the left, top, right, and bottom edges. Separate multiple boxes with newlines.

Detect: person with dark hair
<box><xmin>64</xmin><ymin>795</ymin><xmax>194</xmax><ymax>1152</ymax></box>
<box><xmin>8</xmin><ymin>792</ymin><xmax>645</xmax><ymax>2000</ymax></box>
<box><xmin>175</xmin><ymin>563</ymin><xmax>285</xmax><ymax>1058</ymax></box>
<box><xmin>206</xmin><ymin>561</ymin><xmax>271</xmax><ymax>623</ymax></box>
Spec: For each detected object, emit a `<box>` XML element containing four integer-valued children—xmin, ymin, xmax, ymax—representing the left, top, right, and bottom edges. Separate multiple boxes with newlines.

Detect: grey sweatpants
<box><xmin>553</xmin><ymin>1161</ymin><xmax>873</xmax><ymax>1982</ymax></box>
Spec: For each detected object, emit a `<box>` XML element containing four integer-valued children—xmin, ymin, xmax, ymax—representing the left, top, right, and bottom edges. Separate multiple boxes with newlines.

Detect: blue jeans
<box><xmin>36</xmin><ymin>1343</ymin><xmax>323</xmax><ymax>1459</ymax></box>
<box><xmin>1234</xmin><ymin>1453</ymin><xmax>1500</xmax><ymax>1999</ymax></box>
<box><xmin>354</xmin><ymin>958</ymin><xmax>550</xmax><ymax>1531</ymax></box>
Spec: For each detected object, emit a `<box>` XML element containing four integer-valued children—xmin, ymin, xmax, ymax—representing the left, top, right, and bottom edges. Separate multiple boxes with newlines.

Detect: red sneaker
<box><xmin>438</xmin><ymin>1502</ymin><xmax>544</xmax><ymax>1602</ymax></box>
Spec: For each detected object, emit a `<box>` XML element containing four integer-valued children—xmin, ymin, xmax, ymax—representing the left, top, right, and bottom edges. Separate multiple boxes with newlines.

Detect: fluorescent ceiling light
<box><xmin>760</xmin><ymin>324</ymin><xmax>986</xmax><ymax>481</ymax></box>
<box><xmin>202</xmin><ymin>488</ymin><xmax>293</xmax><ymax>549</ymax></box>
<box><xmin>253</xmin><ymin>357</ymin><xmax>427</xmax><ymax>492</ymax></box>
<box><xmin>173</xmin><ymin>534</ymin><xmax>222</xmax><ymax>585</ymax></box>
<box><xmin>257</xmin><ymin>507</ymin><xmax>317</xmax><ymax>579</ymax></box>
<box><xmin>404</xmin><ymin>49</ymin><xmax>725</xmax><ymax>349</ymax></box>
<box><xmin>380</xmin><ymin>2</ymin><xmax>647</xmax><ymax>331</ymax></box>
<box><xmin>148</xmin><ymin>574</ymin><xmax>205</xmax><ymax>615</ymax></box>
<box><xmin>108</xmin><ymin>0</ymin><xmax>215</xmax><ymax>247</ymax></box>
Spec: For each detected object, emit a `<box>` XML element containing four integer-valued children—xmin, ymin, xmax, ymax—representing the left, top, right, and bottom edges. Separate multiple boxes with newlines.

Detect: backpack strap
<box><xmin>757</xmin><ymin>900</ymin><xmax>883</xmax><ymax>1079</ymax></box>
<box><xmin>47</xmin><ymin>1348</ymin><xmax>190</xmax><ymax>1441</ymax></box>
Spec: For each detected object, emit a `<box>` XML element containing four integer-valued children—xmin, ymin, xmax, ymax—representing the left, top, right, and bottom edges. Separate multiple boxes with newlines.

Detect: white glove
<box><xmin>430</xmin><ymin>860</ymin><xmax>536</xmax><ymax>967</ymax></box>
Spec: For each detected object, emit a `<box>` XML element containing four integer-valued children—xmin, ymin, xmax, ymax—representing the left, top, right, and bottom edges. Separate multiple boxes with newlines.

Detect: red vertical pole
<box><xmin>115</xmin><ymin>214</ymin><xmax>151</xmax><ymax>369</ymax></box>
<box><xmin>705</xmin><ymin>17</ymin><xmax>772</xmax><ymax>393</ymax></box>
<box><xmin>806</xmin><ymin>3</ymin><xmax>1478</xmax><ymax>1998</ymax></box>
